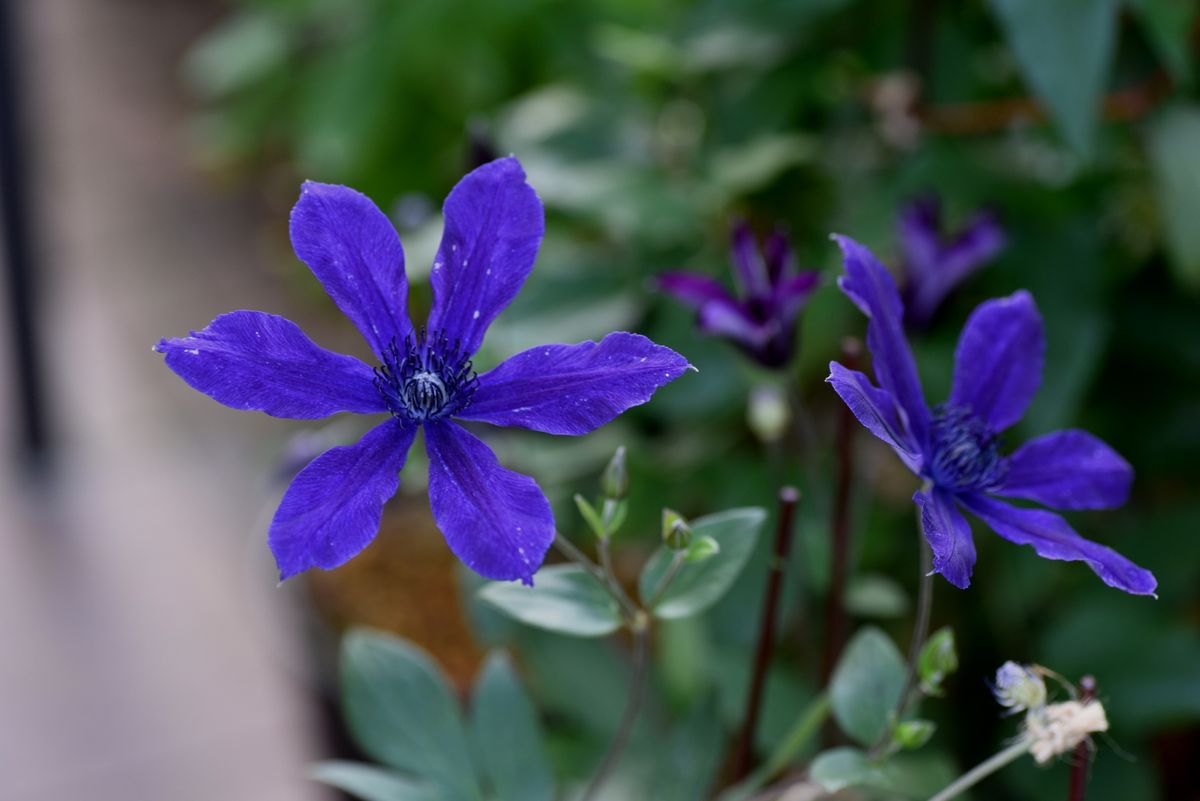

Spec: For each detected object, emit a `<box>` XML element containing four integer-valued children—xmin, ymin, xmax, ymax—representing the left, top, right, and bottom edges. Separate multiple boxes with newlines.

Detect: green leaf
<box><xmin>893</xmin><ymin>719</ymin><xmax>937</xmax><ymax>750</ymax></box>
<box><xmin>470</xmin><ymin>652</ymin><xmax>554</xmax><ymax>801</ymax></box>
<box><xmin>707</xmin><ymin>134</ymin><xmax>816</xmax><ymax>198</ymax></box>
<box><xmin>988</xmin><ymin>0</ymin><xmax>1119</xmax><ymax>156</ymax></box>
<box><xmin>478</xmin><ymin>565</ymin><xmax>622</xmax><ymax>637</ymax></box>
<box><xmin>917</xmin><ymin>627</ymin><xmax>958</xmax><ymax>696</ymax></box>
<box><xmin>182</xmin><ymin>11</ymin><xmax>291</xmax><ymax>100</ymax></box>
<box><xmin>1148</xmin><ymin>106</ymin><xmax>1200</xmax><ymax>290</ymax></box>
<box><xmin>1127</xmin><ymin>0</ymin><xmax>1196</xmax><ymax>84</ymax></box>
<box><xmin>638</xmin><ymin>508</ymin><xmax>767</xmax><ymax>620</ymax></box>
<box><xmin>309</xmin><ymin>762</ymin><xmax>443</xmax><ymax>801</ymax></box>
<box><xmin>810</xmin><ymin>747</ymin><xmax>892</xmax><ymax>793</ymax></box>
<box><xmin>340</xmin><ymin>631</ymin><xmax>481</xmax><ymax>801</ymax></box>
<box><xmin>845</xmin><ymin>574</ymin><xmax>909</xmax><ymax>619</ymax></box>
<box><xmin>574</xmin><ymin>494</ymin><xmax>606</xmax><ymax>539</ymax></box>
<box><xmin>829</xmin><ymin>627</ymin><xmax>906</xmax><ymax>746</ymax></box>
<box><xmin>685</xmin><ymin>535</ymin><xmax>721</xmax><ymax>563</ymax></box>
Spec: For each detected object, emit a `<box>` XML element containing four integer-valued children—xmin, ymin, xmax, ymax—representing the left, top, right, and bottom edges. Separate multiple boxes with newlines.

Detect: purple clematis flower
<box><xmin>899</xmin><ymin>196</ymin><xmax>1006</xmax><ymax>329</ymax></box>
<box><xmin>826</xmin><ymin>235</ymin><xmax>1155</xmax><ymax>595</ymax></box>
<box><xmin>658</xmin><ymin>221</ymin><xmax>820</xmax><ymax>368</ymax></box>
<box><xmin>157</xmin><ymin>158</ymin><xmax>690</xmax><ymax>583</ymax></box>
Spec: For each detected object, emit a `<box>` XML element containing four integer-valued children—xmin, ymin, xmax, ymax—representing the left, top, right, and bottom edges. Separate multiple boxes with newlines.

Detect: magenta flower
<box><xmin>826</xmin><ymin>236</ymin><xmax>1155</xmax><ymax>595</ymax></box>
<box><xmin>658</xmin><ymin>221</ymin><xmax>820</xmax><ymax>368</ymax></box>
<box><xmin>157</xmin><ymin>158</ymin><xmax>689</xmax><ymax>583</ymax></box>
<box><xmin>899</xmin><ymin>196</ymin><xmax>1006</xmax><ymax>328</ymax></box>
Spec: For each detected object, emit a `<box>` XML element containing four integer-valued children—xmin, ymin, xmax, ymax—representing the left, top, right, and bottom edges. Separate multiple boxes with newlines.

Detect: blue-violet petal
<box><xmin>269</xmin><ymin>420</ymin><xmax>417</xmax><ymax>580</ymax></box>
<box><xmin>426</xmin><ymin>157</ymin><xmax>545</xmax><ymax>356</ymax></box>
<box><xmin>459</xmin><ymin>332</ymin><xmax>690</xmax><ymax>435</ymax></box>
<box><xmin>961</xmin><ymin>493</ymin><xmax>1156</xmax><ymax>596</ymax></box>
<box><xmin>833</xmin><ymin>234</ymin><xmax>931</xmax><ymax>450</ymax></box>
<box><xmin>289</xmin><ymin>182</ymin><xmax>411</xmax><ymax>359</ymax></box>
<box><xmin>156</xmin><ymin>310</ymin><xmax>385</xmax><ymax>418</ymax></box>
<box><xmin>997</xmin><ymin>429</ymin><xmax>1132</xmax><ymax>510</ymax></box>
<box><xmin>949</xmin><ymin>290</ymin><xmax>1043</xmax><ymax>433</ymax></box>
<box><xmin>915</xmin><ymin>487</ymin><xmax>977</xmax><ymax>589</ymax></box>
<box><xmin>424</xmin><ymin>420</ymin><xmax>554</xmax><ymax>583</ymax></box>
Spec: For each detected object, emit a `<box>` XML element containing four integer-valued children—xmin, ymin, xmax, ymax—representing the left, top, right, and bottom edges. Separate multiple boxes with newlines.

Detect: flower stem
<box><xmin>1068</xmin><ymin>676</ymin><xmax>1098</xmax><ymax>801</ymax></box>
<box><xmin>553</xmin><ymin>532</ymin><xmax>639</xmax><ymax>620</ymax></box>
<box><xmin>871</xmin><ymin>506</ymin><xmax>934</xmax><ymax>756</ymax></box>
<box><xmin>645</xmin><ymin>550</ymin><xmax>686</xmax><ymax>609</ymax></box>
<box><xmin>581</xmin><ymin>616</ymin><xmax>650</xmax><ymax>801</ymax></box>
<box><xmin>928</xmin><ymin>739</ymin><xmax>1031</xmax><ymax>801</ymax></box>
<box><xmin>731</xmin><ymin>486</ymin><xmax>801</xmax><ymax>780</ymax></box>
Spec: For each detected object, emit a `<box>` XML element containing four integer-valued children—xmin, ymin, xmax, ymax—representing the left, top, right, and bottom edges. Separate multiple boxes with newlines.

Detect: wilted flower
<box><xmin>826</xmin><ymin>236</ymin><xmax>1155</xmax><ymax>595</ymax></box>
<box><xmin>157</xmin><ymin>158</ymin><xmax>689</xmax><ymax>583</ymax></box>
<box><xmin>658</xmin><ymin>221</ymin><xmax>820</xmax><ymax>368</ymax></box>
<box><xmin>1024</xmin><ymin>700</ymin><xmax>1109</xmax><ymax>764</ymax></box>
<box><xmin>898</xmin><ymin>196</ymin><xmax>1005</xmax><ymax>328</ymax></box>
<box><xmin>993</xmin><ymin>661</ymin><xmax>1047</xmax><ymax>713</ymax></box>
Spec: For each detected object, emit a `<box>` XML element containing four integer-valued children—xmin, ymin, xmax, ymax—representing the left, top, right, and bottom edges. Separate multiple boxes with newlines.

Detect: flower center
<box><xmin>928</xmin><ymin>403</ymin><xmax>1005</xmax><ymax>491</ymax></box>
<box><xmin>374</xmin><ymin>330</ymin><xmax>478</xmax><ymax>423</ymax></box>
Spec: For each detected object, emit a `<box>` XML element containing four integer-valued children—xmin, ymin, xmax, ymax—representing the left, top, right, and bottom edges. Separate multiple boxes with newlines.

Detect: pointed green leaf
<box><xmin>638</xmin><ymin>508</ymin><xmax>767</xmax><ymax>619</ymax></box>
<box><xmin>894</xmin><ymin>719</ymin><xmax>937</xmax><ymax>750</ymax></box>
<box><xmin>989</xmin><ymin>0</ymin><xmax>1119</xmax><ymax>156</ymax></box>
<box><xmin>341</xmin><ymin>630</ymin><xmax>481</xmax><ymax>801</ymax></box>
<box><xmin>685</xmin><ymin>535</ymin><xmax>721</xmax><ymax>563</ymax></box>
<box><xmin>1148</xmin><ymin>106</ymin><xmax>1200</xmax><ymax>290</ymax></box>
<box><xmin>574</xmin><ymin>494</ymin><xmax>606</xmax><ymax>539</ymax></box>
<box><xmin>309</xmin><ymin>762</ymin><xmax>444</xmax><ymax>801</ymax></box>
<box><xmin>918</xmin><ymin>627</ymin><xmax>958</xmax><ymax>696</ymax></box>
<box><xmin>479</xmin><ymin>565</ymin><xmax>622</xmax><ymax>637</ymax></box>
<box><xmin>470</xmin><ymin>652</ymin><xmax>554</xmax><ymax>801</ymax></box>
<box><xmin>830</xmin><ymin>627</ymin><xmax>906</xmax><ymax>746</ymax></box>
<box><xmin>1127</xmin><ymin>0</ymin><xmax>1196</xmax><ymax>84</ymax></box>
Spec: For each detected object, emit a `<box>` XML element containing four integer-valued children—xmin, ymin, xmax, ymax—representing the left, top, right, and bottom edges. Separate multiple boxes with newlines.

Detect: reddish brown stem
<box><xmin>918</xmin><ymin>72</ymin><xmax>1172</xmax><ymax>136</ymax></box>
<box><xmin>1068</xmin><ymin>676</ymin><xmax>1098</xmax><ymax>801</ymax></box>
<box><xmin>731</xmin><ymin>486</ymin><xmax>801</xmax><ymax>781</ymax></box>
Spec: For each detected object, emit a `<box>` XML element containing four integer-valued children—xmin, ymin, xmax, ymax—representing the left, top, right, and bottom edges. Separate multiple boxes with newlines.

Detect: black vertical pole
<box><xmin>0</xmin><ymin>0</ymin><xmax>50</xmax><ymax>464</ymax></box>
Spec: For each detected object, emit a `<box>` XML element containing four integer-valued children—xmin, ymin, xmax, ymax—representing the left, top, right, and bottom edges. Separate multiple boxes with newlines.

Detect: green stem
<box><xmin>581</xmin><ymin>617</ymin><xmax>651</xmax><ymax>801</ymax></box>
<box><xmin>714</xmin><ymin>693</ymin><xmax>831</xmax><ymax>801</ymax></box>
<box><xmin>645</xmin><ymin>550</ymin><xmax>686</xmax><ymax>609</ymax></box>
<box><xmin>553</xmin><ymin>533</ymin><xmax>639</xmax><ymax>619</ymax></box>
<box><xmin>871</xmin><ymin>502</ymin><xmax>934</xmax><ymax>756</ymax></box>
<box><xmin>597</xmin><ymin>535</ymin><xmax>639</xmax><ymax>618</ymax></box>
<box><xmin>928</xmin><ymin>740</ymin><xmax>1031</xmax><ymax>801</ymax></box>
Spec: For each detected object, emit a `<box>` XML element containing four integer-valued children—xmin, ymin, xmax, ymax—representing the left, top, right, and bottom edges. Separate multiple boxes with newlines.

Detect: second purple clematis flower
<box><xmin>899</xmin><ymin>196</ymin><xmax>1005</xmax><ymax>329</ymax></box>
<box><xmin>157</xmin><ymin>158</ymin><xmax>690</xmax><ymax>583</ymax></box>
<box><xmin>658</xmin><ymin>222</ymin><xmax>820</xmax><ymax>369</ymax></box>
<box><xmin>826</xmin><ymin>236</ymin><xmax>1155</xmax><ymax>595</ymax></box>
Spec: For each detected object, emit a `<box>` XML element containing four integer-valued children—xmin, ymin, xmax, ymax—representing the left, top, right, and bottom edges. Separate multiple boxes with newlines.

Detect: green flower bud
<box><xmin>918</xmin><ymin>627</ymin><xmax>958</xmax><ymax>696</ymax></box>
<box><xmin>747</xmin><ymin>384</ymin><xmax>791</xmax><ymax>444</ymax></box>
<box><xmin>893</xmin><ymin>719</ymin><xmax>936</xmax><ymax>750</ymax></box>
<box><xmin>662</xmin><ymin>508</ymin><xmax>692</xmax><ymax>550</ymax></box>
<box><xmin>600</xmin><ymin>446</ymin><xmax>629</xmax><ymax>501</ymax></box>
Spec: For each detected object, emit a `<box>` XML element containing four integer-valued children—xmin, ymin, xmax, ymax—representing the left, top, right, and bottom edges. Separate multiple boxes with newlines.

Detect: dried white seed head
<box><xmin>1024</xmin><ymin>700</ymin><xmax>1109</xmax><ymax>764</ymax></box>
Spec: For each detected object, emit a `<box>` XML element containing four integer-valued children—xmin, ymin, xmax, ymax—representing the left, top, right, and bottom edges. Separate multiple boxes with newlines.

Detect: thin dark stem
<box><xmin>597</xmin><ymin>536</ymin><xmax>639</xmax><ymax>618</ymax></box>
<box><xmin>732</xmin><ymin>486</ymin><xmax>801</xmax><ymax>781</ymax></box>
<box><xmin>581</xmin><ymin>619</ymin><xmax>650</xmax><ymax>801</ymax></box>
<box><xmin>1068</xmin><ymin>676</ymin><xmax>1098</xmax><ymax>801</ymax></box>
<box><xmin>554</xmin><ymin>533</ymin><xmax>639</xmax><ymax>620</ymax></box>
<box><xmin>821</xmin><ymin>338</ymin><xmax>860</xmax><ymax>688</ymax></box>
<box><xmin>872</xmin><ymin>511</ymin><xmax>933</xmax><ymax>756</ymax></box>
<box><xmin>645</xmin><ymin>550</ymin><xmax>685</xmax><ymax>609</ymax></box>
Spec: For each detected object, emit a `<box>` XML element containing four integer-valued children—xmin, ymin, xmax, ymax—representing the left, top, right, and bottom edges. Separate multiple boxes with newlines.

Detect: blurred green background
<box><xmin>184</xmin><ymin>1</ymin><xmax>1199</xmax><ymax>798</ymax></box>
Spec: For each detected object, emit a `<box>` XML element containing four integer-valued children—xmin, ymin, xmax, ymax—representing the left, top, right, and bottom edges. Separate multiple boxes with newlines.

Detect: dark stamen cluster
<box><xmin>928</xmin><ymin>403</ymin><xmax>1006</xmax><ymax>492</ymax></box>
<box><xmin>374</xmin><ymin>328</ymin><xmax>478</xmax><ymax>423</ymax></box>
